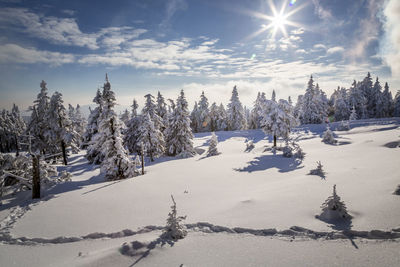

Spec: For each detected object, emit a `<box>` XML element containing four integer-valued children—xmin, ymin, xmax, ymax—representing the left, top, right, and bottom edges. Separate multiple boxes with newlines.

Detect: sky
<box><xmin>0</xmin><ymin>0</ymin><xmax>399</xmax><ymax>113</ymax></box>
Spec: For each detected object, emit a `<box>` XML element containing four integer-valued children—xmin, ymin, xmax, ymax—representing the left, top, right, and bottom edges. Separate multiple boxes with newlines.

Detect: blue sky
<box><xmin>0</xmin><ymin>0</ymin><xmax>399</xmax><ymax>111</ymax></box>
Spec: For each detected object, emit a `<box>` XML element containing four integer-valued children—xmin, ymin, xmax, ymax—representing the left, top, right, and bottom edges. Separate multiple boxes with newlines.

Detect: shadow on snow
<box><xmin>234</xmin><ymin>154</ymin><xmax>303</xmax><ymax>173</ymax></box>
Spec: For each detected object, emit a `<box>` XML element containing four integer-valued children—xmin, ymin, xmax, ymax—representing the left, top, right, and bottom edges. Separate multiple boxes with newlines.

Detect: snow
<box><xmin>1</xmin><ymin>118</ymin><xmax>400</xmax><ymax>266</ymax></box>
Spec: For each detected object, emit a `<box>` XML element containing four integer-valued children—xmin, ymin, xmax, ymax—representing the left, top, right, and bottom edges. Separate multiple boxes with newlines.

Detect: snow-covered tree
<box><xmin>0</xmin><ymin>104</ymin><xmax>26</xmax><ymax>155</ymax></box>
<box><xmin>348</xmin><ymin>80</ymin><xmax>367</xmax><ymax>119</ymax></box>
<box><xmin>259</xmin><ymin>99</ymin><xmax>298</xmax><ymax>147</ymax></box>
<box><xmin>27</xmin><ymin>80</ymin><xmax>50</xmax><ymax>154</ymax></box>
<box><xmin>322</xmin><ymin>126</ymin><xmax>337</xmax><ymax>144</ymax></box>
<box><xmin>46</xmin><ymin>92</ymin><xmax>80</xmax><ymax>165</ymax></box>
<box><xmin>381</xmin><ymin>82</ymin><xmax>393</xmax><ymax>117</ymax></box>
<box><xmin>190</xmin><ymin>101</ymin><xmax>200</xmax><ymax>133</ymax></box>
<box><xmin>349</xmin><ymin>105</ymin><xmax>357</xmax><ymax>121</ymax></box>
<box><xmin>207</xmin><ymin>132</ymin><xmax>219</xmax><ymax>156</ymax></box>
<box><xmin>156</xmin><ymin>91</ymin><xmax>168</xmax><ymax>132</ymax></box>
<box><xmin>309</xmin><ymin>161</ymin><xmax>326</xmax><ymax>178</ymax></box>
<box><xmin>394</xmin><ymin>90</ymin><xmax>400</xmax><ymax>117</ymax></box>
<box><xmin>143</xmin><ymin>93</ymin><xmax>164</xmax><ymax>134</ymax></box>
<box><xmin>298</xmin><ymin>76</ymin><xmax>328</xmax><ymax>124</ymax></box>
<box><xmin>165</xmin><ymin>90</ymin><xmax>195</xmax><ymax>157</ymax></box>
<box><xmin>197</xmin><ymin>91</ymin><xmax>211</xmax><ymax>132</ymax></box>
<box><xmin>82</xmin><ymin>89</ymin><xmax>103</xmax><ymax>149</ymax></box>
<box><xmin>137</xmin><ymin>113</ymin><xmax>165</xmax><ymax>161</ymax></box>
<box><xmin>209</xmin><ymin>102</ymin><xmax>219</xmax><ymax>132</ymax></box>
<box><xmin>164</xmin><ymin>195</ymin><xmax>187</xmax><ymax>240</ymax></box>
<box><xmin>227</xmin><ymin>86</ymin><xmax>247</xmax><ymax>130</ymax></box>
<box><xmin>119</xmin><ymin>109</ymin><xmax>130</xmax><ymax>127</ymax></box>
<box><xmin>318</xmin><ymin>185</ymin><xmax>351</xmax><ymax>221</ymax></box>
<box><xmin>217</xmin><ymin>103</ymin><xmax>228</xmax><ymax>131</ymax></box>
<box><xmin>69</xmin><ymin>104</ymin><xmax>86</xmax><ymax>148</ymax></box>
<box><xmin>93</xmin><ymin>75</ymin><xmax>137</xmax><ymax>179</ymax></box>
<box><xmin>250</xmin><ymin>92</ymin><xmax>266</xmax><ymax>129</ymax></box>
<box><xmin>333</xmin><ymin>87</ymin><xmax>350</xmax><ymax>121</ymax></box>
<box><xmin>271</xmin><ymin>90</ymin><xmax>276</xmax><ymax>102</ymax></box>
<box><xmin>123</xmin><ymin>99</ymin><xmax>142</xmax><ymax>154</ymax></box>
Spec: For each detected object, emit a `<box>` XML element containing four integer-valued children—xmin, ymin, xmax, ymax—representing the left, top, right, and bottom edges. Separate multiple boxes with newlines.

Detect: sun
<box><xmin>245</xmin><ymin>0</ymin><xmax>306</xmax><ymax>40</ymax></box>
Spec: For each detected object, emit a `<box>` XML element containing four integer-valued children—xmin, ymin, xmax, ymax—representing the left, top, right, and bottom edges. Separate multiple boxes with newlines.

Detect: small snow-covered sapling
<box><xmin>164</xmin><ymin>195</ymin><xmax>187</xmax><ymax>240</ymax></box>
<box><xmin>309</xmin><ymin>161</ymin><xmax>326</xmax><ymax>178</ymax></box>
<box><xmin>322</xmin><ymin>127</ymin><xmax>337</xmax><ymax>145</ymax></box>
<box><xmin>318</xmin><ymin>184</ymin><xmax>351</xmax><ymax>221</ymax></box>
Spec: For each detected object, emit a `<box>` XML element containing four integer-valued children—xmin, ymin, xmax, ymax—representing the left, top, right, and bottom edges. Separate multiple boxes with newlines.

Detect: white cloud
<box><xmin>0</xmin><ymin>43</ymin><xmax>75</xmax><ymax>65</ymax></box>
<box><xmin>160</xmin><ymin>0</ymin><xmax>187</xmax><ymax>28</ymax></box>
<box><xmin>327</xmin><ymin>46</ymin><xmax>345</xmax><ymax>54</ymax></box>
<box><xmin>380</xmin><ymin>0</ymin><xmax>400</xmax><ymax>77</ymax></box>
<box><xmin>313</xmin><ymin>44</ymin><xmax>326</xmax><ymax>50</ymax></box>
<box><xmin>0</xmin><ymin>8</ymin><xmax>147</xmax><ymax>50</ymax></box>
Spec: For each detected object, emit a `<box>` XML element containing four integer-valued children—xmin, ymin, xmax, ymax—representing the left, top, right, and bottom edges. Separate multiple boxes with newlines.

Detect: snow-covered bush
<box><xmin>164</xmin><ymin>195</ymin><xmax>187</xmax><ymax>240</ymax></box>
<box><xmin>308</xmin><ymin>161</ymin><xmax>325</xmax><ymax>178</ymax></box>
<box><xmin>283</xmin><ymin>140</ymin><xmax>305</xmax><ymax>159</ymax></box>
<box><xmin>394</xmin><ymin>185</ymin><xmax>400</xmax><ymax>195</ymax></box>
<box><xmin>245</xmin><ymin>139</ymin><xmax>255</xmax><ymax>152</ymax></box>
<box><xmin>317</xmin><ymin>185</ymin><xmax>351</xmax><ymax>221</ymax></box>
<box><xmin>207</xmin><ymin>132</ymin><xmax>219</xmax><ymax>156</ymax></box>
<box><xmin>337</xmin><ymin>120</ymin><xmax>350</xmax><ymax>131</ymax></box>
<box><xmin>321</xmin><ymin>127</ymin><xmax>337</xmax><ymax>145</ymax></box>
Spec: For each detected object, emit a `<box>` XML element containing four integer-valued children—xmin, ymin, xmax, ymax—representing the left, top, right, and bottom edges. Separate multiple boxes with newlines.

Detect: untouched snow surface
<box><xmin>1</xmin><ymin>118</ymin><xmax>400</xmax><ymax>266</ymax></box>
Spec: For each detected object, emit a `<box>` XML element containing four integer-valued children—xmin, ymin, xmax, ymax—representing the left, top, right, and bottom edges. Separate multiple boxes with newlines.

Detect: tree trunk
<box><xmin>15</xmin><ymin>134</ymin><xmax>19</xmax><ymax>156</ymax></box>
<box><xmin>61</xmin><ymin>141</ymin><xmax>67</xmax><ymax>165</ymax></box>
<box><xmin>273</xmin><ymin>135</ymin><xmax>277</xmax><ymax>147</ymax></box>
<box><xmin>32</xmin><ymin>154</ymin><xmax>40</xmax><ymax>199</ymax></box>
<box><xmin>141</xmin><ymin>152</ymin><xmax>144</xmax><ymax>175</ymax></box>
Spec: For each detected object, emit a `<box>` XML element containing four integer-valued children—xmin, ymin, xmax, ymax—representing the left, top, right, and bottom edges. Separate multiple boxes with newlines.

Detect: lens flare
<box><xmin>289</xmin><ymin>0</ymin><xmax>297</xmax><ymax>6</ymax></box>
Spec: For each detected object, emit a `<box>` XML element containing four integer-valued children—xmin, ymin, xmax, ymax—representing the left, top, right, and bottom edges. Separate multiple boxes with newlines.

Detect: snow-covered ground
<box><xmin>1</xmin><ymin>118</ymin><xmax>400</xmax><ymax>266</ymax></box>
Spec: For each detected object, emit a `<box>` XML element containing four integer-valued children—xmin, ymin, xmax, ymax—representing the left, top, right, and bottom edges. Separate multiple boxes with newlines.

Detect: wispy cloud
<box><xmin>0</xmin><ymin>8</ymin><xmax>147</xmax><ymax>50</ymax></box>
<box><xmin>0</xmin><ymin>43</ymin><xmax>75</xmax><ymax>65</ymax></box>
<box><xmin>160</xmin><ymin>0</ymin><xmax>187</xmax><ymax>28</ymax></box>
<box><xmin>327</xmin><ymin>46</ymin><xmax>345</xmax><ymax>54</ymax></box>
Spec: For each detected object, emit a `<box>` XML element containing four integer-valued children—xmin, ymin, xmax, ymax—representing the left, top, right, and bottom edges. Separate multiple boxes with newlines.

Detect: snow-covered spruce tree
<box><xmin>27</xmin><ymin>80</ymin><xmax>51</xmax><ymax>154</ymax></box>
<box><xmin>143</xmin><ymin>93</ymin><xmax>165</xmax><ymax>134</ymax></box>
<box><xmin>137</xmin><ymin>113</ymin><xmax>165</xmax><ymax>161</ymax></box>
<box><xmin>309</xmin><ymin>161</ymin><xmax>326</xmax><ymax>178</ymax></box>
<box><xmin>46</xmin><ymin>92</ymin><xmax>79</xmax><ymax>165</ymax></box>
<box><xmin>165</xmin><ymin>90</ymin><xmax>195</xmax><ymax>157</ymax></box>
<box><xmin>337</xmin><ymin>120</ymin><xmax>350</xmax><ymax>131</ymax></box>
<box><xmin>318</xmin><ymin>185</ymin><xmax>350</xmax><ymax>221</ymax></box>
<box><xmin>197</xmin><ymin>91</ymin><xmax>211</xmax><ymax>132</ymax></box>
<box><xmin>95</xmin><ymin>75</ymin><xmax>137</xmax><ymax>180</ymax></box>
<box><xmin>156</xmin><ymin>91</ymin><xmax>168</xmax><ymax>132</ymax></box>
<box><xmin>82</xmin><ymin>89</ymin><xmax>103</xmax><ymax>149</ymax></box>
<box><xmin>259</xmin><ymin>99</ymin><xmax>298</xmax><ymax>147</ymax></box>
<box><xmin>0</xmin><ymin>105</ymin><xmax>26</xmax><ymax>155</ymax></box>
<box><xmin>190</xmin><ymin>101</ymin><xmax>200</xmax><ymax>133</ymax></box>
<box><xmin>217</xmin><ymin>103</ymin><xmax>228</xmax><ymax>131</ymax></box>
<box><xmin>299</xmin><ymin>76</ymin><xmax>328</xmax><ymax>124</ymax></box>
<box><xmin>322</xmin><ymin>126</ymin><xmax>337</xmax><ymax>144</ymax></box>
<box><xmin>394</xmin><ymin>90</ymin><xmax>400</xmax><ymax>117</ymax></box>
<box><xmin>333</xmin><ymin>87</ymin><xmax>350</xmax><ymax>121</ymax></box>
<box><xmin>227</xmin><ymin>86</ymin><xmax>247</xmax><ymax>130</ymax></box>
<box><xmin>164</xmin><ymin>195</ymin><xmax>187</xmax><ymax>240</ymax></box>
<box><xmin>250</xmin><ymin>92</ymin><xmax>267</xmax><ymax>129</ymax></box>
<box><xmin>209</xmin><ymin>102</ymin><xmax>219</xmax><ymax>132</ymax></box>
<box><xmin>119</xmin><ymin>109</ymin><xmax>130</xmax><ymax>127</ymax></box>
<box><xmin>271</xmin><ymin>89</ymin><xmax>276</xmax><ymax>102</ymax></box>
<box><xmin>293</xmin><ymin>95</ymin><xmax>303</xmax><ymax>119</ymax></box>
<box><xmin>348</xmin><ymin>80</ymin><xmax>367</xmax><ymax>119</ymax></box>
<box><xmin>349</xmin><ymin>105</ymin><xmax>357</xmax><ymax>121</ymax></box>
<box><xmin>207</xmin><ymin>132</ymin><xmax>219</xmax><ymax>156</ymax></box>
<box><xmin>124</xmin><ymin>99</ymin><xmax>142</xmax><ymax>154</ymax></box>
<box><xmin>69</xmin><ymin>104</ymin><xmax>86</xmax><ymax>148</ymax></box>
<box><xmin>381</xmin><ymin>82</ymin><xmax>393</xmax><ymax>117</ymax></box>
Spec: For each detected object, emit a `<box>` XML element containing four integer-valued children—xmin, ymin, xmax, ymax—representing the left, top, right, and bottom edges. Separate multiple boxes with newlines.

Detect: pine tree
<box><xmin>207</xmin><ymin>132</ymin><xmax>219</xmax><ymax>156</ymax></box>
<box><xmin>82</xmin><ymin>89</ymin><xmax>103</xmax><ymax>149</ymax></box>
<box><xmin>190</xmin><ymin>101</ymin><xmax>200</xmax><ymax>133</ymax></box>
<box><xmin>299</xmin><ymin>76</ymin><xmax>328</xmax><ymax>124</ymax></box>
<box><xmin>94</xmin><ymin>74</ymin><xmax>137</xmax><ymax>179</ymax></box>
<box><xmin>120</xmin><ymin>109</ymin><xmax>130</xmax><ymax>127</ymax></box>
<box><xmin>209</xmin><ymin>102</ymin><xmax>219</xmax><ymax>132</ymax></box>
<box><xmin>250</xmin><ymin>92</ymin><xmax>266</xmax><ymax>129</ymax></box>
<box><xmin>394</xmin><ymin>91</ymin><xmax>400</xmax><ymax>117</ymax></box>
<box><xmin>197</xmin><ymin>91</ymin><xmax>210</xmax><ymax>132</ymax></box>
<box><xmin>217</xmin><ymin>103</ymin><xmax>228</xmax><ymax>131</ymax></box>
<box><xmin>124</xmin><ymin>99</ymin><xmax>142</xmax><ymax>154</ymax></box>
<box><xmin>259</xmin><ymin>99</ymin><xmax>298</xmax><ymax>147</ymax></box>
<box><xmin>381</xmin><ymin>82</ymin><xmax>393</xmax><ymax>117</ymax></box>
<box><xmin>27</xmin><ymin>80</ymin><xmax>50</xmax><ymax>154</ymax></box>
<box><xmin>318</xmin><ymin>185</ymin><xmax>350</xmax><ymax>221</ymax></box>
<box><xmin>348</xmin><ymin>80</ymin><xmax>367</xmax><ymax>119</ymax></box>
<box><xmin>137</xmin><ymin>113</ymin><xmax>165</xmax><ymax>161</ymax></box>
<box><xmin>143</xmin><ymin>93</ymin><xmax>164</xmax><ymax>133</ymax></box>
<box><xmin>165</xmin><ymin>90</ymin><xmax>195</xmax><ymax>157</ymax></box>
<box><xmin>156</xmin><ymin>91</ymin><xmax>168</xmax><ymax>132</ymax></box>
<box><xmin>46</xmin><ymin>92</ymin><xmax>79</xmax><ymax>165</ymax></box>
<box><xmin>164</xmin><ymin>195</ymin><xmax>187</xmax><ymax>240</ymax></box>
<box><xmin>322</xmin><ymin>126</ymin><xmax>337</xmax><ymax>144</ymax></box>
<box><xmin>333</xmin><ymin>87</ymin><xmax>350</xmax><ymax>121</ymax></box>
<box><xmin>271</xmin><ymin>90</ymin><xmax>276</xmax><ymax>102</ymax></box>
<box><xmin>10</xmin><ymin>104</ymin><xmax>26</xmax><ymax>155</ymax></box>
<box><xmin>349</xmin><ymin>105</ymin><xmax>357</xmax><ymax>121</ymax></box>
<box><xmin>227</xmin><ymin>86</ymin><xmax>247</xmax><ymax>130</ymax></box>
